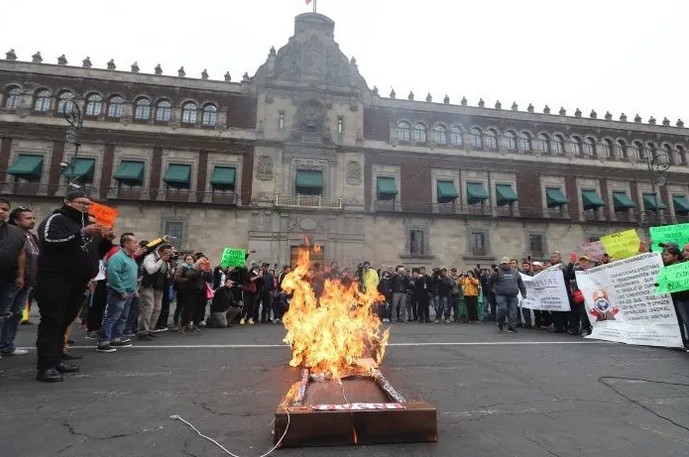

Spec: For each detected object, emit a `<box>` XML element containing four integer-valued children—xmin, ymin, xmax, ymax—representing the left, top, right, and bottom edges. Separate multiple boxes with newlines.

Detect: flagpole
<box><xmin>313</xmin><ymin>0</ymin><xmax>317</xmax><ymax>13</ymax></box>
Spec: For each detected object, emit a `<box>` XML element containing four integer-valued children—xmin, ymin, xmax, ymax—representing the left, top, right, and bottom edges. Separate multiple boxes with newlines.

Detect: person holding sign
<box><xmin>661</xmin><ymin>243</ymin><xmax>689</xmax><ymax>350</ymax></box>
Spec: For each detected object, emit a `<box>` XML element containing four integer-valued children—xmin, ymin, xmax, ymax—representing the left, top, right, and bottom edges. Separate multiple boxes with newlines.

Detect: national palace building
<box><xmin>2</xmin><ymin>13</ymin><xmax>689</xmax><ymax>269</ymax></box>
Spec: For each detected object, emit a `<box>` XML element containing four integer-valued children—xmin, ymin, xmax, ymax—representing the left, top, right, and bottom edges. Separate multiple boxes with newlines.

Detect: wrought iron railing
<box><xmin>274</xmin><ymin>194</ymin><xmax>343</xmax><ymax>209</ymax></box>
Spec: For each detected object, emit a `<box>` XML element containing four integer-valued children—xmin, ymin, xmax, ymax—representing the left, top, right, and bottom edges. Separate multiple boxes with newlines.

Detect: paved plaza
<box><xmin>2</xmin><ymin>320</ymin><xmax>689</xmax><ymax>457</ymax></box>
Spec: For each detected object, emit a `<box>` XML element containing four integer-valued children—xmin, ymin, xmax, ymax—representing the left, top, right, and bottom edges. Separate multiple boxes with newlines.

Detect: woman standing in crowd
<box><xmin>461</xmin><ymin>271</ymin><xmax>481</xmax><ymax>324</ymax></box>
<box><xmin>173</xmin><ymin>255</ymin><xmax>199</xmax><ymax>334</ymax></box>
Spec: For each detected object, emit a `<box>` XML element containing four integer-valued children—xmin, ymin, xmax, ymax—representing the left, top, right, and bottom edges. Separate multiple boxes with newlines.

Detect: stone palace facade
<box><xmin>2</xmin><ymin>13</ymin><xmax>689</xmax><ymax>269</ymax></box>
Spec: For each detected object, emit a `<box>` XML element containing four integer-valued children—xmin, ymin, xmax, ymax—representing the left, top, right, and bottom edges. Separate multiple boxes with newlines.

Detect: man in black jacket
<box><xmin>34</xmin><ymin>190</ymin><xmax>113</xmax><ymax>382</ymax></box>
<box><xmin>208</xmin><ymin>278</ymin><xmax>240</xmax><ymax>328</ymax></box>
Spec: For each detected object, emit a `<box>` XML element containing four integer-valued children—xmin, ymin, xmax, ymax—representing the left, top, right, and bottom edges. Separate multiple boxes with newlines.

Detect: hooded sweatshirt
<box><xmin>490</xmin><ymin>267</ymin><xmax>527</xmax><ymax>297</ymax></box>
<box><xmin>37</xmin><ymin>205</ymin><xmax>112</xmax><ymax>279</ymax></box>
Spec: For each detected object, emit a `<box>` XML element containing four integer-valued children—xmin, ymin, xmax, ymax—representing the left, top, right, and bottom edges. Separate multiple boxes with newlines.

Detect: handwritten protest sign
<box><xmin>656</xmin><ymin>261</ymin><xmax>689</xmax><ymax>294</ymax></box>
<box><xmin>220</xmin><ymin>247</ymin><xmax>246</xmax><ymax>268</ymax></box>
<box><xmin>89</xmin><ymin>202</ymin><xmax>118</xmax><ymax>228</ymax></box>
<box><xmin>650</xmin><ymin>223</ymin><xmax>689</xmax><ymax>252</ymax></box>
<box><xmin>578</xmin><ymin>241</ymin><xmax>606</xmax><ymax>262</ymax></box>
<box><xmin>575</xmin><ymin>252</ymin><xmax>683</xmax><ymax>348</ymax></box>
<box><xmin>600</xmin><ymin>229</ymin><xmax>640</xmax><ymax>260</ymax></box>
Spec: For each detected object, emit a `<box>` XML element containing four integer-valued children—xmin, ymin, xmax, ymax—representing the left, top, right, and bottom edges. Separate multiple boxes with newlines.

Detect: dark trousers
<box><xmin>552</xmin><ymin>311</ymin><xmax>569</xmax><ymax>332</ymax></box>
<box><xmin>35</xmin><ymin>272</ymin><xmax>89</xmax><ymax>371</ymax></box>
<box><xmin>465</xmin><ymin>295</ymin><xmax>479</xmax><ymax>322</ymax></box>
<box><xmin>242</xmin><ymin>292</ymin><xmax>259</xmax><ymax>321</ymax></box>
<box><xmin>193</xmin><ymin>292</ymin><xmax>207</xmax><ymax>325</ymax></box>
<box><xmin>272</xmin><ymin>295</ymin><xmax>287</xmax><ymax>321</ymax></box>
<box><xmin>86</xmin><ymin>280</ymin><xmax>108</xmax><ymax>332</ymax></box>
<box><xmin>569</xmin><ymin>304</ymin><xmax>591</xmax><ymax>333</ymax></box>
<box><xmin>259</xmin><ymin>291</ymin><xmax>273</xmax><ymax>322</ymax></box>
<box><xmin>156</xmin><ymin>285</ymin><xmax>171</xmax><ymax>329</ymax></box>
<box><xmin>450</xmin><ymin>294</ymin><xmax>461</xmax><ymax>321</ymax></box>
<box><xmin>178</xmin><ymin>289</ymin><xmax>197</xmax><ymax>327</ymax></box>
<box><xmin>416</xmin><ymin>295</ymin><xmax>430</xmax><ymax>322</ymax></box>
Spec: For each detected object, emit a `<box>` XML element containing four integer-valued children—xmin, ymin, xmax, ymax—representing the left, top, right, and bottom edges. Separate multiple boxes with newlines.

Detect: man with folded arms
<box><xmin>97</xmin><ymin>233</ymin><xmax>141</xmax><ymax>353</ymax></box>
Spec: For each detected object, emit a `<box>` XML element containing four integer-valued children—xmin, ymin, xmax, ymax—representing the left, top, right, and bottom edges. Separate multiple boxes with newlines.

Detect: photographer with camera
<box><xmin>433</xmin><ymin>268</ymin><xmax>453</xmax><ymax>323</ymax></box>
<box><xmin>390</xmin><ymin>265</ymin><xmax>411</xmax><ymax>322</ymax></box>
<box><xmin>413</xmin><ymin>267</ymin><xmax>432</xmax><ymax>323</ymax></box>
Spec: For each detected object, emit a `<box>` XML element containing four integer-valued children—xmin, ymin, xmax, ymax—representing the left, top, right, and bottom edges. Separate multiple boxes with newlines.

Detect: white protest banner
<box><xmin>575</xmin><ymin>252</ymin><xmax>683</xmax><ymax>348</ymax></box>
<box><xmin>519</xmin><ymin>267</ymin><xmax>571</xmax><ymax>312</ymax></box>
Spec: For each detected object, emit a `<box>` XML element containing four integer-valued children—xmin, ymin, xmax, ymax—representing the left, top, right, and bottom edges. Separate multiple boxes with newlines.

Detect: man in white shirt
<box><xmin>137</xmin><ymin>244</ymin><xmax>172</xmax><ymax>340</ymax></box>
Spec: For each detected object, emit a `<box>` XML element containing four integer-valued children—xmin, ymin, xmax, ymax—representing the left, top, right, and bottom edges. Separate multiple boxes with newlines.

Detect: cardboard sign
<box><xmin>578</xmin><ymin>241</ymin><xmax>606</xmax><ymax>262</ymax></box>
<box><xmin>600</xmin><ymin>229</ymin><xmax>640</xmax><ymax>260</ymax></box>
<box><xmin>656</xmin><ymin>261</ymin><xmax>689</xmax><ymax>294</ymax></box>
<box><xmin>89</xmin><ymin>202</ymin><xmax>118</xmax><ymax>228</ymax></box>
<box><xmin>650</xmin><ymin>223</ymin><xmax>689</xmax><ymax>252</ymax></box>
<box><xmin>220</xmin><ymin>247</ymin><xmax>246</xmax><ymax>268</ymax></box>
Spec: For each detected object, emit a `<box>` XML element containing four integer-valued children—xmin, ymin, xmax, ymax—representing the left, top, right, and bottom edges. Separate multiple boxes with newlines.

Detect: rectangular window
<box><xmin>528</xmin><ymin>234</ymin><xmax>545</xmax><ymax>257</ymax></box>
<box><xmin>164</xmin><ymin>220</ymin><xmax>185</xmax><ymax>246</ymax></box>
<box><xmin>279</xmin><ymin>112</ymin><xmax>285</xmax><ymax>129</ymax></box>
<box><xmin>337</xmin><ymin>116</ymin><xmax>344</xmax><ymax>135</ymax></box>
<box><xmin>469</xmin><ymin>231</ymin><xmax>487</xmax><ymax>256</ymax></box>
<box><xmin>409</xmin><ymin>230</ymin><xmax>425</xmax><ymax>256</ymax></box>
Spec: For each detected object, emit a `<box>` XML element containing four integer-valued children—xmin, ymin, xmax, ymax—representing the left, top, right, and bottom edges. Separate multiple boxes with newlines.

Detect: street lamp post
<box><xmin>640</xmin><ymin>151</ymin><xmax>672</xmax><ymax>227</ymax></box>
<box><xmin>62</xmin><ymin>99</ymin><xmax>83</xmax><ymax>190</ymax></box>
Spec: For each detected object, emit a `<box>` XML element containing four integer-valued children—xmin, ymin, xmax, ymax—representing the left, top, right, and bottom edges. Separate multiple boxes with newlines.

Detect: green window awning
<box><xmin>61</xmin><ymin>158</ymin><xmax>96</xmax><ymax>182</ymax></box>
<box><xmin>467</xmin><ymin>182</ymin><xmax>489</xmax><ymax>204</ymax></box>
<box><xmin>377</xmin><ymin>177</ymin><xmax>398</xmax><ymax>200</ymax></box>
<box><xmin>643</xmin><ymin>193</ymin><xmax>666</xmax><ymax>211</ymax></box>
<box><xmin>581</xmin><ymin>189</ymin><xmax>605</xmax><ymax>210</ymax></box>
<box><xmin>113</xmin><ymin>161</ymin><xmax>145</xmax><ymax>184</ymax></box>
<box><xmin>7</xmin><ymin>155</ymin><xmax>43</xmax><ymax>178</ymax></box>
<box><xmin>612</xmin><ymin>191</ymin><xmax>636</xmax><ymax>210</ymax></box>
<box><xmin>163</xmin><ymin>164</ymin><xmax>192</xmax><ymax>187</ymax></box>
<box><xmin>210</xmin><ymin>166</ymin><xmax>236</xmax><ymax>190</ymax></box>
<box><xmin>673</xmin><ymin>195</ymin><xmax>689</xmax><ymax>214</ymax></box>
<box><xmin>546</xmin><ymin>187</ymin><xmax>568</xmax><ymax>208</ymax></box>
<box><xmin>436</xmin><ymin>180</ymin><xmax>458</xmax><ymax>203</ymax></box>
<box><xmin>496</xmin><ymin>184</ymin><xmax>518</xmax><ymax>206</ymax></box>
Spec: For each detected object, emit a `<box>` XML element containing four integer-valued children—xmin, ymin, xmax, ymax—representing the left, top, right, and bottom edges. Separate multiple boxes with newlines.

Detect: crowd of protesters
<box><xmin>1</xmin><ymin>192</ymin><xmax>689</xmax><ymax>383</ymax></box>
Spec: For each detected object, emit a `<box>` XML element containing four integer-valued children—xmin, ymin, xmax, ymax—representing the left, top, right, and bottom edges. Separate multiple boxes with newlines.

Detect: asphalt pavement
<box><xmin>2</xmin><ymin>319</ymin><xmax>689</xmax><ymax>457</ymax></box>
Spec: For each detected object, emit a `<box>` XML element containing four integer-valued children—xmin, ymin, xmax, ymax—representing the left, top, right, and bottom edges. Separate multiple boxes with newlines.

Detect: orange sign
<box><xmin>89</xmin><ymin>202</ymin><xmax>118</xmax><ymax>228</ymax></box>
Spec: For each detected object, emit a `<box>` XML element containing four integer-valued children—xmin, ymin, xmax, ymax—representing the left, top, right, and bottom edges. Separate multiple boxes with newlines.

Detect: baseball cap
<box><xmin>579</xmin><ymin>255</ymin><xmax>590</xmax><ymax>261</ymax></box>
<box><xmin>499</xmin><ymin>257</ymin><xmax>510</xmax><ymax>264</ymax></box>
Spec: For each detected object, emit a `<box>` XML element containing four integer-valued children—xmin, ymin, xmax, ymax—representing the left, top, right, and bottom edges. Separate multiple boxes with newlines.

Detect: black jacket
<box><xmin>390</xmin><ymin>272</ymin><xmax>410</xmax><ymax>293</ymax></box>
<box><xmin>36</xmin><ymin>205</ymin><xmax>112</xmax><ymax>278</ymax></box>
<box><xmin>211</xmin><ymin>286</ymin><xmax>238</xmax><ymax>313</ymax></box>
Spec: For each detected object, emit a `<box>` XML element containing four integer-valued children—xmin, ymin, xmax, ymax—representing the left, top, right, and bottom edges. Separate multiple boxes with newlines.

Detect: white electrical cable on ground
<box><xmin>170</xmin><ymin>407</ymin><xmax>291</xmax><ymax>457</ymax></box>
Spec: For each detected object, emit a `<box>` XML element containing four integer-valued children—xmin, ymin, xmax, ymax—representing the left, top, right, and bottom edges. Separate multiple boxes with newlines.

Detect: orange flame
<box><xmin>281</xmin><ymin>247</ymin><xmax>389</xmax><ymax>380</ymax></box>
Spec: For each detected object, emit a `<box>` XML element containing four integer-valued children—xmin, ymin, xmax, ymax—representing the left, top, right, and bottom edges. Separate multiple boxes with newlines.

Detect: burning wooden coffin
<box><xmin>274</xmin><ymin>363</ymin><xmax>437</xmax><ymax>447</ymax></box>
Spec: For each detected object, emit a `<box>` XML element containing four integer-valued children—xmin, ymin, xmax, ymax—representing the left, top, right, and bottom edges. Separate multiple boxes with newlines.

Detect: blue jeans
<box><xmin>0</xmin><ymin>281</ymin><xmax>19</xmax><ymax>318</ymax></box>
<box><xmin>98</xmin><ymin>287</ymin><xmax>134</xmax><ymax>345</ymax></box>
<box><xmin>435</xmin><ymin>295</ymin><xmax>450</xmax><ymax>320</ymax></box>
<box><xmin>0</xmin><ymin>285</ymin><xmax>30</xmax><ymax>353</ymax></box>
<box><xmin>496</xmin><ymin>294</ymin><xmax>519</xmax><ymax>328</ymax></box>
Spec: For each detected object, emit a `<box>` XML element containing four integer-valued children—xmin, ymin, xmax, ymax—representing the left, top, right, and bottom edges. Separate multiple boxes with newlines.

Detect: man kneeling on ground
<box><xmin>208</xmin><ymin>278</ymin><xmax>240</xmax><ymax>328</ymax></box>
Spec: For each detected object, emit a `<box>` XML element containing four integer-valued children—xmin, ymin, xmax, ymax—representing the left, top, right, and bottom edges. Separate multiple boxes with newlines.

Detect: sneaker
<box><xmin>239</xmin><ymin>318</ymin><xmax>245</xmax><ymax>325</ymax></box>
<box><xmin>507</xmin><ymin>327</ymin><xmax>518</xmax><ymax>333</ymax></box>
<box><xmin>153</xmin><ymin>327</ymin><xmax>169</xmax><ymax>333</ymax></box>
<box><xmin>1</xmin><ymin>348</ymin><xmax>28</xmax><ymax>356</ymax></box>
<box><xmin>198</xmin><ymin>321</ymin><xmax>207</xmax><ymax>328</ymax></box>
<box><xmin>119</xmin><ymin>338</ymin><xmax>131</xmax><ymax>344</ymax></box>
<box><xmin>382</xmin><ymin>318</ymin><xmax>389</xmax><ymax>323</ymax></box>
<box><xmin>497</xmin><ymin>323</ymin><xmax>504</xmax><ymax>331</ymax></box>
<box><xmin>434</xmin><ymin>319</ymin><xmax>440</xmax><ymax>324</ymax></box>
<box><xmin>444</xmin><ymin>319</ymin><xmax>451</xmax><ymax>324</ymax></box>
<box><xmin>111</xmin><ymin>340</ymin><xmax>132</xmax><ymax>348</ymax></box>
<box><xmin>96</xmin><ymin>344</ymin><xmax>116</xmax><ymax>353</ymax></box>
<box><xmin>248</xmin><ymin>318</ymin><xmax>255</xmax><ymax>325</ymax></box>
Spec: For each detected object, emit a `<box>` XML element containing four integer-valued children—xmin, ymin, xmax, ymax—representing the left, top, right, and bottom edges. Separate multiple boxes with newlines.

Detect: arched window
<box><xmin>505</xmin><ymin>130</ymin><xmax>517</xmax><ymax>151</ymax></box>
<box><xmin>107</xmin><ymin>96</ymin><xmax>123</xmax><ymax>118</ymax></box>
<box><xmin>33</xmin><ymin>90</ymin><xmax>51</xmax><ymax>112</ymax></box>
<box><xmin>633</xmin><ymin>141</ymin><xmax>645</xmax><ymax>160</ymax></box>
<box><xmin>583</xmin><ymin>137</ymin><xmax>596</xmax><ymax>157</ymax></box>
<box><xmin>571</xmin><ymin>136</ymin><xmax>582</xmax><ymax>156</ymax></box>
<box><xmin>677</xmin><ymin>145</ymin><xmax>687</xmax><ymax>165</ymax></box>
<box><xmin>434</xmin><ymin>125</ymin><xmax>447</xmax><ymax>145</ymax></box>
<box><xmin>485</xmin><ymin>129</ymin><xmax>498</xmax><ymax>150</ymax></box>
<box><xmin>397</xmin><ymin>121</ymin><xmax>411</xmax><ymax>142</ymax></box>
<box><xmin>616</xmin><ymin>140</ymin><xmax>628</xmax><ymax>159</ymax></box>
<box><xmin>470</xmin><ymin>128</ymin><xmax>483</xmax><ymax>149</ymax></box>
<box><xmin>647</xmin><ymin>142</ymin><xmax>657</xmax><ymax>161</ymax></box>
<box><xmin>134</xmin><ymin>98</ymin><xmax>151</xmax><ymax>120</ymax></box>
<box><xmin>56</xmin><ymin>91</ymin><xmax>74</xmax><ymax>115</ymax></box>
<box><xmin>518</xmin><ymin>132</ymin><xmax>532</xmax><ymax>152</ymax></box>
<box><xmin>664</xmin><ymin>144</ymin><xmax>676</xmax><ymax>165</ymax></box>
<box><xmin>5</xmin><ymin>86</ymin><xmax>22</xmax><ymax>109</ymax></box>
<box><xmin>602</xmin><ymin>139</ymin><xmax>613</xmax><ymax>159</ymax></box>
<box><xmin>449</xmin><ymin>126</ymin><xmax>462</xmax><ymax>146</ymax></box>
<box><xmin>413</xmin><ymin>123</ymin><xmax>427</xmax><ymax>143</ymax></box>
<box><xmin>181</xmin><ymin>102</ymin><xmax>197</xmax><ymax>124</ymax></box>
<box><xmin>85</xmin><ymin>94</ymin><xmax>103</xmax><ymax>116</ymax></box>
<box><xmin>202</xmin><ymin>103</ymin><xmax>218</xmax><ymax>126</ymax></box>
<box><xmin>538</xmin><ymin>134</ymin><xmax>550</xmax><ymax>154</ymax></box>
<box><xmin>155</xmin><ymin>100</ymin><xmax>171</xmax><ymax>122</ymax></box>
<box><xmin>552</xmin><ymin>135</ymin><xmax>565</xmax><ymax>154</ymax></box>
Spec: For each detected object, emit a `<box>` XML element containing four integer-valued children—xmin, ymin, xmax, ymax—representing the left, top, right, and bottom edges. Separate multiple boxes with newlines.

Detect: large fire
<box><xmin>281</xmin><ymin>247</ymin><xmax>389</xmax><ymax>380</ymax></box>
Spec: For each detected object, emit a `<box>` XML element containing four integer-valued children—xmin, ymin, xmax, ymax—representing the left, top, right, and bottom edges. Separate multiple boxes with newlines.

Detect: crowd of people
<box><xmin>1</xmin><ymin>191</ymin><xmax>688</xmax><ymax>383</ymax></box>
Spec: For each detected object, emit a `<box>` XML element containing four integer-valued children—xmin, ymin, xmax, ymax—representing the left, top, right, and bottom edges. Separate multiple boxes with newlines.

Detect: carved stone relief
<box><xmin>256</xmin><ymin>155</ymin><xmax>273</xmax><ymax>181</ymax></box>
<box><xmin>250</xmin><ymin>211</ymin><xmax>273</xmax><ymax>232</ymax></box>
<box><xmin>346</xmin><ymin>161</ymin><xmax>362</xmax><ymax>185</ymax></box>
<box><xmin>292</xmin><ymin>158</ymin><xmax>329</xmax><ymax>170</ymax></box>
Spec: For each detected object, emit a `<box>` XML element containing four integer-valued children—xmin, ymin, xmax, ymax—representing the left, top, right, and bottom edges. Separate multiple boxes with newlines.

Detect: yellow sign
<box><xmin>600</xmin><ymin>229</ymin><xmax>641</xmax><ymax>260</ymax></box>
